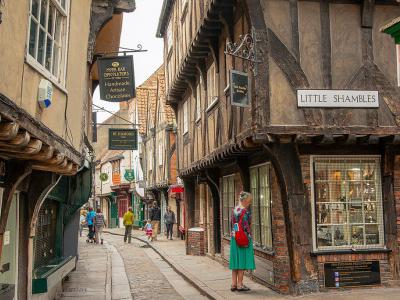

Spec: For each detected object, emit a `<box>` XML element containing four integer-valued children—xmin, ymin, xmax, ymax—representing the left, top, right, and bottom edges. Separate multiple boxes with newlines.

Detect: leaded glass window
<box><xmin>222</xmin><ymin>175</ymin><xmax>235</xmax><ymax>237</ymax></box>
<box><xmin>313</xmin><ymin>156</ymin><xmax>384</xmax><ymax>250</ymax></box>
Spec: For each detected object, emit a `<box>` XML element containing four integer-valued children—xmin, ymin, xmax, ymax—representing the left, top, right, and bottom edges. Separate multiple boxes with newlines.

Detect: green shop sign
<box><xmin>99</xmin><ymin>173</ymin><xmax>109</xmax><ymax>182</ymax></box>
<box><xmin>124</xmin><ymin>169</ymin><xmax>135</xmax><ymax>182</ymax></box>
<box><xmin>109</xmin><ymin>128</ymin><xmax>138</xmax><ymax>150</ymax></box>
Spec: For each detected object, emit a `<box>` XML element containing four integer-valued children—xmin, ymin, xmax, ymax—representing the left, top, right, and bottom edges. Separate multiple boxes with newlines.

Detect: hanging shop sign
<box><xmin>98</xmin><ymin>56</ymin><xmax>135</xmax><ymax>102</ymax></box>
<box><xmin>124</xmin><ymin>169</ymin><xmax>135</xmax><ymax>182</ymax></box>
<box><xmin>109</xmin><ymin>129</ymin><xmax>138</xmax><ymax>150</ymax></box>
<box><xmin>112</xmin><ymin>173</ymin><xmax>121</xmax><ymax>185</ymax></box>
<box><xmin>324</xmin><ymin>261</ymin><xmax>381</xmax><ymax>288</ymax></box>
<box><xmin>230</xmin><ymin>70</ymin><xmax>250</xmax><ymax>107</ymax></box>
<box><xmin>297</xmin><ymin>90</ymin><xmax>379</xmax><ymax>108</ymax></box>
<box><xmin>99</xmin><ymin>173</ymin><xmax>109</xmax><ymax>182</ymax></box>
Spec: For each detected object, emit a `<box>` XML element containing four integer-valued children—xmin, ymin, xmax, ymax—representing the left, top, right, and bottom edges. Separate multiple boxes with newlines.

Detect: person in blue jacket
<box><xmin>86</xmin><ymin>207</ymin><xmax>96</xmax><ymax>243</ymax></box>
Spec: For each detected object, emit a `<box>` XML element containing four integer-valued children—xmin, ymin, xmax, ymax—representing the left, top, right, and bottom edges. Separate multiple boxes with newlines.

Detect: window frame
<box><xmin>222</xmin><ymin>174</ymin><xmax>236</xmax><ymax>238</ymax></box>
<box><xmin>195</xmin><ymin>82</ymin><xmax>202</xmax><ymax>123</ymax></box>
<box><xmin>250</xmin><ymin>162</ymin><xmax>273</xmax><ymax>251</ymax></box>
<box><xmin>310</xmin><ymin>155</ymin><xmax>385</xmax><ymax>252</ymax></box>
<box><xmin>183</xmin><ymin>100</ymin><xmax>189</xmax><ymax>135</ymax></box>
<box><xmin>206</xmin><ymin>62</ymin><xmax>219</xmax><ymax>109</ymax></box>
<box><xmin>166</xmin><ymin>20</ymin><xmax>173</xmax><ymax>54</ymax></box>
<box><xmin>26</xmin><ymin>0</ymin><xmax>70</xmax><ymax>90</ymax></box>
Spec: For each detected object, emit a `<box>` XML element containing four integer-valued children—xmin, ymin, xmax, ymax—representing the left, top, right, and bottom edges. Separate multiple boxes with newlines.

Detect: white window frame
<box><xmin>310</xmin><ymin>155</ymin><xmax>385</xmax><ymax>252</ymax></box>
<box><xmin>166</xmin><ymin>21</ymin><xmax>173</xmax><ymax>53</ymax></box>
<box><xmin>206</xmin><ymin>62</ymin><xmax>219</xmax><ymax>109</ymax></box>
<box><xmin>158</xmin><ymin>138</ymin><xmax>163</xmax><ymax>167</ymax></box>
<box><xmin>250</xmin><ymin>163</ymin><xmax>273</xmax><ymax>250</ymax></box>
<box><xmin>26</xmin><ymin>0</ymin><xmax>69</xmax><ymax>91</ymax></box>
<box><xmin>183</xmin><ymin>100</ymin><xmax>189</xmax><ymax>134</ymax></box>
<box><xmin>148</xmin><ymin>147</ymin><xmax>153</xmax><ymax>171</ymax></box>
<box><xmin>195</xmin><ymin>83</ymin><xmax>201</xmax><ymax>122</ymax></box>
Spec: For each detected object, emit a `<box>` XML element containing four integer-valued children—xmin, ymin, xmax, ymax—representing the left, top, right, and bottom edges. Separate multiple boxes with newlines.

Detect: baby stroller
<box><xmin>86</xmin><ymin>226</ymin><xmax>96</xmax><ymax>243</ymax></box>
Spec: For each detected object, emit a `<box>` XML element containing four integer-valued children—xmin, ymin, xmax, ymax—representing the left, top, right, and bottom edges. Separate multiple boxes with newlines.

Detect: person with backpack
<box><xmin>86</xmin><ymin>207</ymin><xmax>96</xmax><ymax>243</ymax></box>
<box><xmin>229</xmin><ymin>191</ymin><xmax>255</xmax><ymax>292</ymax></box>
<box><xmin>94</xmin><ymin>208</ymin><xmax>106</xmax><ymax>244</ymax></box>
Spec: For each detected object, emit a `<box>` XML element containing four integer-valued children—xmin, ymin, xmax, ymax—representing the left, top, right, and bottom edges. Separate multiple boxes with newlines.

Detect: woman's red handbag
<box><xmin>235</xmin><ymin>209</ymin><xmax>249</xmax><ymax>248</ymax></box>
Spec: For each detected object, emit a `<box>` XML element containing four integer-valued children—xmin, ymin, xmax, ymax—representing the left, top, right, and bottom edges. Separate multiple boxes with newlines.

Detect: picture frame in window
<box><xmin>230</xmin><ymin>70</ymin><xmax>250</xmax><ymax>108</ymax></box>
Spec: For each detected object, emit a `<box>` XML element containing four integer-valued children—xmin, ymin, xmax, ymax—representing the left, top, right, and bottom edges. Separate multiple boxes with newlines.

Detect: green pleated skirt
<box><xmin>229</xmin><ymin>237</ymin><xmax>256</xmax><ymax>270</ymax></box>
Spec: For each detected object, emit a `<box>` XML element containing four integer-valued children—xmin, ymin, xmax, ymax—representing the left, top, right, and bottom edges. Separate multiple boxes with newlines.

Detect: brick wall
<box><xmin>187</xmin><ymin>229</ymin><xmax>205</xmax><ymax>256</ymax></box>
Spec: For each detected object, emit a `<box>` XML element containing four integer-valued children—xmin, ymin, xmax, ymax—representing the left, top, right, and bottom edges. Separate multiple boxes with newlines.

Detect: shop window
<box><xmin>28</xmin><ymin>0</ymin><xmax>69</xmax><ymax>81</ymax></box>
<box><xmin>222</xmin><ymin>175</ymin><xmax>235</xmax><ymax>237</ymax></box>
<box><xmin>250</xmin><ymin>163</ymin><xmax>272</xmax><ymax>250</ymax></box>
<box><xmin>183</xmin><ymin>100</ymin><xmax>189</xmax><ymax>134</ymax></box>
<box><xmin>312</xmin><ymin>156</ymin><xmax>384</xmax><ymax>251</ymax></box>
<box><xmin>33</xmin><ymin>199</ymin><xmax>58</xmax><ymax>269</ymax></box>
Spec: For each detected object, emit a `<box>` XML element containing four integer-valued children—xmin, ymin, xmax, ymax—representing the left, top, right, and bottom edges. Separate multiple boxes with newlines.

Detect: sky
<box><xmin>93</xmin><ymin>0</ymin><xmax>164</xmax><ymax>122</ymax></box>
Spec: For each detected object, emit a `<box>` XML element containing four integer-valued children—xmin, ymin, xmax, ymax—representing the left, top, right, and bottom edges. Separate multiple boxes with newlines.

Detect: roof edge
<box><xmin>156</xmin><ymin>0</ymin><xmax>174</xmax><ymax>38</ymax></box>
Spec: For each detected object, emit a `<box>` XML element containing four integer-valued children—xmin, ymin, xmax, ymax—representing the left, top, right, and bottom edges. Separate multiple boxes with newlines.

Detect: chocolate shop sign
<box><xmin>297</xmin><ymin>90</ymin><xmax>379</xmax><ymax>108</ymax></box>
<box><xmin>98</xmin><ymin>56</ymin><xmax>135</xmax><ymax>102</ymax></box>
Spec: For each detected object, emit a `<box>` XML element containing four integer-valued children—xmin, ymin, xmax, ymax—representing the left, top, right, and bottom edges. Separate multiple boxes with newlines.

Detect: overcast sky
<box><xmin>93</xmin><ymin>0</ymin><xmax>164</xmax><ymax>122</ymax></box>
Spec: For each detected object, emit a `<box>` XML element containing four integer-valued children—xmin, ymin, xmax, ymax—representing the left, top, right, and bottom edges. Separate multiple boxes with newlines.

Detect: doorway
<box><xmin>0</xmin><ymin>193</ymin><xmax>19</xmax><ymax>300</ymax></box>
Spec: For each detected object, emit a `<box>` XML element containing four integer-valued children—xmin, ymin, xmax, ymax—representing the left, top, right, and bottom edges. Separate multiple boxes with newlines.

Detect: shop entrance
<box><xmin>0</xmin><ymin>193</ymin><xmax>18</xmax><ymax>300</ymax></box>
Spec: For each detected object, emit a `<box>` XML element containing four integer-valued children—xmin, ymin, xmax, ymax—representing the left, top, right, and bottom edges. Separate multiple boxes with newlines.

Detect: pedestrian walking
<box><xmin>164</xmin><ymin>206</ymin><xmax>175</xmax><ymax>240</ymax></box>
<box><xmin>123</xmin><ymin>207</ymin><xmax>134</xmax><ymax>243</ymax></box>
<box><xmin>79</xmin><ymin>211</ymin><xmax>86</xmax><ymax>237</ymax></box>
<box><xmin>144</xmin><ymin>220</ymin><xmax>153</xmax><ymax>241</ymax></box>
<box><xmin>86</xmin><ymin>207</ymin><xmax>96</xmax><ymax>243</ymax></box>
<box><xmin>149</xmin><ymin>201</ymin><xmax>161</xmax><ymax>241</ymax></box>
<box><xmin>229</xmin><ymin>191</ymin><xmax>255</xmax><ymax>292</ymax></box>
<box><xmin>94</xmin><ymin>208</ymin><xmax>106</xmax><ymax>245</ymax></box>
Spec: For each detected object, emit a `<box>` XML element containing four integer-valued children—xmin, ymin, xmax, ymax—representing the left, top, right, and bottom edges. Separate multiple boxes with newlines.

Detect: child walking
<box><xmin>145</xmin><ymin>220</ymin><xmax>153</xmax><ymax>241</ymax></box>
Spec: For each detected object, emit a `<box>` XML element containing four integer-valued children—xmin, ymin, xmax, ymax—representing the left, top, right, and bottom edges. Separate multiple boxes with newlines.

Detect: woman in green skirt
<box><xmin>229</xmin><ymin>191</ymin><xmax>255</xmax><ymax>292</ymax></box>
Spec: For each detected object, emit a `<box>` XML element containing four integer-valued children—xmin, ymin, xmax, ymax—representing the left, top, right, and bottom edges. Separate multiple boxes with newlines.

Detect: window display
<box><xmin>313</xmin><ymin>157</ymin><xmax>384</xmax><ymax>250</ymax></box>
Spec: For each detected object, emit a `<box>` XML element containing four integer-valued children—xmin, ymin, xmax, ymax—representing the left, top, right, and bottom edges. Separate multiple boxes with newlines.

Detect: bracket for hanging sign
<box><xmin>94</xmin><ymin>45</ymin><xmax>148</xmax><ymax>60</ymax></box>
<box><xmin>225</xmin><ymin>28</ymin><xmax>261</xmax><ymax>76</ymax></box>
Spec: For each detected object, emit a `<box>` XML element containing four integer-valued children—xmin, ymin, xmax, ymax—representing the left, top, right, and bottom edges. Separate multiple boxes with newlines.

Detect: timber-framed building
<box><xmin>157</xmin><ymin>0</ymin><xmax>400</xmax><ymax>295</ymax></box>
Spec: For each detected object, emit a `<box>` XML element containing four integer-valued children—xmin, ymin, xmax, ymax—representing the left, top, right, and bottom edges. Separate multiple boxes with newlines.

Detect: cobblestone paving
<box><xmin>105</xmin><ymin>234</ymin><xmax>184</xmax><ymax>300</ymax></box>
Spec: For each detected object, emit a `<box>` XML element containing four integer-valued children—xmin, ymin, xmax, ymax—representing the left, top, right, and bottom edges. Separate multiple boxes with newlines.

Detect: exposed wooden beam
<box><xmin>0</xmin><ymin>122</ymin><xmax>19</xmax><ymax>141</ymax></box>
<box><xmin>0</xmin><ymin>131</ymin><xmax>30</xmax><ymax>148</ymax></box>
<box><xmin>0</xmin><ymin>139</ymin><xmax>42</xmax><ymax>155</ymax></box>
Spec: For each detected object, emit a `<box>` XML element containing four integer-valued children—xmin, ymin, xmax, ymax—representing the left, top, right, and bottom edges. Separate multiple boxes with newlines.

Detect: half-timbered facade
<box><xmin>157</xmin><ymin>0</ymin><xmax>400</xmax><ymax>295</ymax></box>
<box><xmin>133</xmin><ymin>66</ymin><xmax>181</xmax><ymax>235</ymax></box>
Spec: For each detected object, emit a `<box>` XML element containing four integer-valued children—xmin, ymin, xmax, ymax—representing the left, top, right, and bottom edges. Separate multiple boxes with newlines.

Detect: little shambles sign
<box><xmin>98</xmin><ymin>56</ymin><xmax>135</xmax><ymax>102</ymax></box>
<box><xmin>297</xmin><ymin>90</ymin><xmax>379</xmax><ymax>108</ymax></box>
<box><xmin>230</xmin><ymin>70</ymin><xmax>250</xmax><ymax>107</ymax></box>
<box><xmin>109</xmin><ymin>129</ymin><xmax>138</xmax><ymax>150</ymax></box>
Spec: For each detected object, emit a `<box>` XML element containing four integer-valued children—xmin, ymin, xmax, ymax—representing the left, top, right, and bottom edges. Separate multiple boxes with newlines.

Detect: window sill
<box><xmin>254</xmin><ymin>246</ymin><xmax>275</xmax><ymax>256</ymax></box>
<box><xmin>25</xmin><ymin>55</ymin><xmax>68</xmax><ymax>95</ymax></box>
<box><xmin>206</xmin><ymin>97</ymin><xmax>219</xmax><ymax>113</ymax></box>
<box><xmin>310</xmin><ymin>248</ymin><xmax>391</xmax><ymax>256</ymax></box>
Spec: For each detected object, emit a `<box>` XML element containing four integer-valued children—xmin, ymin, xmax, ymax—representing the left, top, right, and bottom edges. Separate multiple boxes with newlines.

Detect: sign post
<box><xmin>108</xmin><ymin>129</ymin><xmax>138</xmax><ymax>150</ymax></box>
<box><xmin>98</xmin><ymin>56</ymin><xmax>135</xmax><ymax>102</ymax></box>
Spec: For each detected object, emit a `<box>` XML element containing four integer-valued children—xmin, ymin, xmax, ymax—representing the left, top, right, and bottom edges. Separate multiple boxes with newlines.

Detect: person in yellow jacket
<box><xmin>123</xmin><ymin>207</ymin><xmax>134</xmax><ymax>243</ymax></box>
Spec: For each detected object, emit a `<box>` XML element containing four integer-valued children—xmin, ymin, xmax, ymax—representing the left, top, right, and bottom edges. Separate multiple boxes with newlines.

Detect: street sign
<box><xmin>99</xmin><ymin>173</ymin><xmax>108</xmax><ymax>182</ymax></box>
<box><xmin>98</xmin><ymin>56</ymin><xmax>135</xmax><ymax>102</ymax></box>
<box><xmin>297</xmin><ymin>90</ymin><xmax>379</xmax><ymax>108</ymax></box>
<box><xmin>230</xmin><ymin>70</ymin><xmax>250</xmax><ymax>108</ymax></box>
<box><xmin>108</xmin><ymin>129</ymin><xmax>138</xmax><ymax>150</ymax></box>
<box><xmin>124</xmin><ymin>169</ymin><xmax>135</xmax><ymax>182</ymax></box>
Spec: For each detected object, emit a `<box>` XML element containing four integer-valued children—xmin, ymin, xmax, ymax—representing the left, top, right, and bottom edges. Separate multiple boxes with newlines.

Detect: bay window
<box><xmin>28</xmin><ymin>0</ymin><xmax>68</xmax><ymax>81</ymax></box>
<box><xmin>250</xmin><ymin>163</ymin><xmax>272</xmax><ymax>250</ymax></box>
<box><xmin>312</xmin><ymin>156</ymin><xmax>384</xmax><ymax>251</ymax></box>
<box><xmin>222</xmin><ymin>175</ymin><xmax>235</xmax><ymax>237</ymax></box>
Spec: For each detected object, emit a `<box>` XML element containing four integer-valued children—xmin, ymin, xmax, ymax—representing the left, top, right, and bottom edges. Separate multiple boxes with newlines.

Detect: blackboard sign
<box><xmin>230</xmin><ymin>70</ymin><xmax>250</xmax><ymax>107</ymax></box>
<box><xmin>98</xmin><ymin>56</ymin><xmax>135</xmax><ymax>102</ymax></box>
<box><xmin>324</xmin><ymin>261</ymin><xmax>380</xmax><ymax>288</ymax></box>
<box><xmin>109</xmin><ymin>129</ymin><xmax>138</xmax><ymax>150</ymax></box>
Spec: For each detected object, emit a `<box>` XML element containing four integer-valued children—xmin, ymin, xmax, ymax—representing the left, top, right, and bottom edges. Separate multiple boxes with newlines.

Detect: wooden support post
<box><xmin>183</xmin><ymin>177</ymin><xmax>196</xmax><ymax>253</ymax></box>
<box><xmin>0</xmin><ymin>161</ymin><xmax>32</xmax><ymax>264</ymax></box>
<box><xmin>236</xmin><ymin>157</ymin><xmax>250</xmax><ymax>192</ymax></box>
<box><xmin>263</xmin><ymin>143</ymin><xmax>319</xmax><ymax>295</ymax></box>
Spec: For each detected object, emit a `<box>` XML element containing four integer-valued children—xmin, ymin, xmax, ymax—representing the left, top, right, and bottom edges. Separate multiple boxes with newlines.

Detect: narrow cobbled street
<box><xmin>60</xmin><ymin>231</ymin><xmax>400</xmax><ymax>300</ymax></box>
